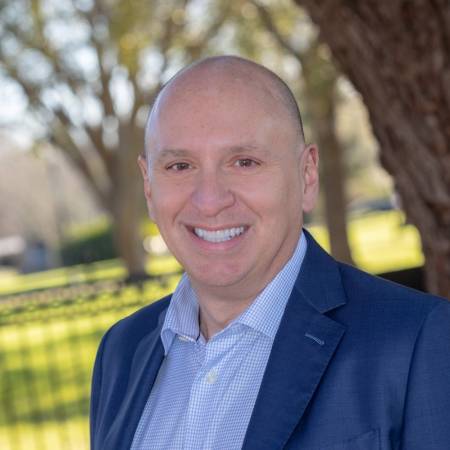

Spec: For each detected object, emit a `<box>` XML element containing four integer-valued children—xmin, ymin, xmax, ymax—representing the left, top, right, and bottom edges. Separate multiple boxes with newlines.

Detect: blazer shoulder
<box><xmin>104</xmin><ymin>294</ymin><xmax>171</xmax><ymax>350</ymax></box>
<box><xmin>337</xmin><ymin>262</ymin><xmax>449</xmax><ymax>316</ymax></box>
<box><xmin>330</xmin><ymin>263</ymin><xmax>450</xmax><ymax>376</ymax></box>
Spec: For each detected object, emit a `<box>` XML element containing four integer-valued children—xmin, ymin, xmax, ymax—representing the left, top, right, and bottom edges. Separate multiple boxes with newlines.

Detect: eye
<box><xmin>234</xmin><ymin>158</ymin><xmax>259</xmax><ymax>168</ymax></box>
<box><xmin>166</xmin><ymin>162</ymin><xmax>191</xmax><ymax>171</ymax></box>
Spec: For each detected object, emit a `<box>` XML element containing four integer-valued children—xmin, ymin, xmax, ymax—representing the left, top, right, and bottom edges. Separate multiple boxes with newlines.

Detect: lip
<box><xmin>184</xmin><ymin>224</ymin><xmax>249</xmax><ymax>251</ymax></box>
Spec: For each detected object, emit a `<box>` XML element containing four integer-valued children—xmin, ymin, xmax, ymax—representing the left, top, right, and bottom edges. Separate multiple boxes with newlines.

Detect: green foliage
<box><xmin>60</xmin><ymin>221</ymin><xmax>116</xmax><ymax>266</ymax></box>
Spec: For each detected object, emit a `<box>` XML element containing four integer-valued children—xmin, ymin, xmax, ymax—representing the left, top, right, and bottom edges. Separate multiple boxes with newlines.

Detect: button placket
<box><xmin>205</xmin><ymin>369</ymin><xmax>218</xmax><ymax>385</ymax></box>
<box><xmin>184</xmin><ymin>326</ymin><xmax>245</xmax><ymax>449</ymax></box>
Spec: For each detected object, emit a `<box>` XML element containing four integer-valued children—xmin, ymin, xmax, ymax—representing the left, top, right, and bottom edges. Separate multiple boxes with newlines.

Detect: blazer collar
<box><xmin>242</xmin><ymin>229</ymin><xmax>347</xmax><ymax>450</ymax></box>
<box><xmin>296</xmin><ymin>228</ymin><xmax>347</xmax><ymax>313</ymax></box>
<box><xmin>102</xmin><ymin>308</ymin><xmax>167</xmax><ymax>450</ymax></box>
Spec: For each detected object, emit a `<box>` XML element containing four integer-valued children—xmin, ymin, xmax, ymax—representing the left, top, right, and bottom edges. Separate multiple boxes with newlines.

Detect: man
<box><xmin>90</xmin><ymin>56</ymin><xmax>450</xmax><ymax>450</ymax></box>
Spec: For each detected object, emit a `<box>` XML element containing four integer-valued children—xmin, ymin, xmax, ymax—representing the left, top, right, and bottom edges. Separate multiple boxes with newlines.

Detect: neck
<box><xmin>194</xmin><ymin>287</ymin><xmax>259</xmax><ymax>341</ymax></box>
<box><xmin>198</xmin><ymin>297</ymin><xmax>255</xmax><ymax>341</ymax></box>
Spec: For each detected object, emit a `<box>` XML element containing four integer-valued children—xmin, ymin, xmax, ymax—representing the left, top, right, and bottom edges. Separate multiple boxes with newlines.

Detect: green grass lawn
<box><xmin>308</xmin><ymin>209</ymin><xmax>423</xmax><ymax>273</ymax></box>
<box><xmin>0</xmin><ymin>253</ymin><xmax>181</xmax><ymax>296</ymax></box>
<box><xmin>0</xmin><ymin>276</ymin><xmax>180</xmax><ymax>450</ymax></box>
<box><xmin>0</xmin><ymin>210</ymin><xmax>423</xmax><ymax>450</ymax></box>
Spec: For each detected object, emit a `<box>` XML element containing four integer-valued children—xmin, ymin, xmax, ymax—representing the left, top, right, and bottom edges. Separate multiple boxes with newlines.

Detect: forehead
<box><xmin>146</xmin><ymin>70</ymin><xmax>295</xmax><ymax>153</ymax></box>
<box><xmin>162</xmin><ymin>71</ymin><xmax>280</xmax><ymax>118</ymax></box>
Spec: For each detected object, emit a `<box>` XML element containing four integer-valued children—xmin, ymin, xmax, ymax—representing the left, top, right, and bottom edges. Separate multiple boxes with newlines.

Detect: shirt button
<box><xmin>205</xmin><ymin>369</ymin><xmax>218</xmax><ymax>384</ymax></box>
<box><xmin>178</xmin><ymin>335</ymin><xmax>190</xmax><ymax>342</ymax></box>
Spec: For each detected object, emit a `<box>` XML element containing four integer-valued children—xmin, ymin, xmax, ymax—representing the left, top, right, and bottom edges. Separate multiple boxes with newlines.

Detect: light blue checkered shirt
<box><xmin>131</xmin><ymin>232</ymin><xmax>307</xmax><ymax>450</ymax></box>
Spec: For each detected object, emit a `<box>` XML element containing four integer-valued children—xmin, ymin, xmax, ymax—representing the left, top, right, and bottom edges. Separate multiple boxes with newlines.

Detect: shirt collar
<box><xmin>161</xmin><ymin>274</ymin><xmax>200</xmax><ymax>353</ymax></box>
<box><xmin>236</xmin><ymin>232</ymin><xmax>307</xmax><ymax>338</ymax></box>
<box><xmin>160</xmin><ymin>231</ymin><xmax>307</xmax><ymax>354</ymax></box>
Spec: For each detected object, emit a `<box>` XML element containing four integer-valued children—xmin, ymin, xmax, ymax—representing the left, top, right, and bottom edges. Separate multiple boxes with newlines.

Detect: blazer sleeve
<box><xmin>400</xmin><ymin>300</ymin><xmax>450</xmax><ymax>449</ymax></box>
<box><xmin>90</xmin><ymin>328</ymin><xmax>111</xmax><ymax>450</ymax></box>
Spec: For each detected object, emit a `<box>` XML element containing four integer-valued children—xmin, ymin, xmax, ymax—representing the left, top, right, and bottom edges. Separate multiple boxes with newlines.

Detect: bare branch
<box><xmin>185</xmin><ymin>2</ymin><xmax>230</xmax><ymax>60</ymax></box>
<box><xmin>251</xmin><ymin>1</ymin><xmax>305</xmax><ymax>65</ymax></box>
<box><xmin>67</xmin><ymin>1</ymin><xmax>116</xmax><ymax>117</ymax></box>
<box><xmin>49</xmin><ymin>112</ymin><xmax>110</xmax><ymax>207</ymax></box>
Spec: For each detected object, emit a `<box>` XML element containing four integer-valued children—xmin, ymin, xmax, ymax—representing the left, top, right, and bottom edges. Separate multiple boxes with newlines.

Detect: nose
<box><xmin>190</xmin><ymin>170</ymin><xmax>235</xmax><ymax>217</ymax></box>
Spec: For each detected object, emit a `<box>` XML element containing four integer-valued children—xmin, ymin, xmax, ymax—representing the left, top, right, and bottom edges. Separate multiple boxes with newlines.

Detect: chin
<box><xmin>188</xmin><ymin>266</ymin><xmax>246</xmax><ymax>289</ymax></box>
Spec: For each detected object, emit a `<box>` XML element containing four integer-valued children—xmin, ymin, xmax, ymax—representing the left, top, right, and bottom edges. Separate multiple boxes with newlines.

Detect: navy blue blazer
<box><xmin>90</xmin><ymin>231</ymin><xmax>450</xmax><ymax>449</ymax></box>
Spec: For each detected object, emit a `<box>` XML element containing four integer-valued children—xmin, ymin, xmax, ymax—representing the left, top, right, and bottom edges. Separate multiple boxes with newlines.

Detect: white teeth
<box><xmin>194</xmin><ymin>226</ymin><xmax>245</xmax><ymax>243</ymax></box>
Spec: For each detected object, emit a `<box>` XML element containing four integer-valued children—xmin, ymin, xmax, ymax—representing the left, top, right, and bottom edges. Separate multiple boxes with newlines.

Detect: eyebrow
<box><xmin>155</xmin><ymin>148</ymin><xmax>191</xmax><ymax>161</ymax></box>
<box><xmin>227</xmin><ymin>144</ymin><xmax>270</xmax><ymax>157</ymax></box>
<box><xmin>155</xmin><ymin>144</ymin><xmax>270</xmax><ymax>162</ymax></box>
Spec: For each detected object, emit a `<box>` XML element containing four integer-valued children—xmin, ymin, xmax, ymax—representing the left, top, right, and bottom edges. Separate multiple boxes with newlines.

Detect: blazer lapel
<box><xmin>243</xmin><ymin>230</ymin><xmax>347</xmax><ymax>450</ymax></box>
<box><xmin>103</xmin><ymin>310</ymin><xmax>166</xmax><ymax>450</ymax></box>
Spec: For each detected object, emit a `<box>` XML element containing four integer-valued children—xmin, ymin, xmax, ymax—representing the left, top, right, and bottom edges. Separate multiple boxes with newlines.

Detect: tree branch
<box><xmin>251</xmin><ymin>1</ymin><xmax>305</xmax><ymax>66</ymax></box>
<box><xmin>185</xmin><ymin>2</ymin><xmax>230</xmax><ymax>60</ymax></box>
<box><xmin>50</xmin><ymin>111</ymin><xmax>110</xmax><ymax>208</ymax></box>
<box><xmin>75</xmin><ymin>2</ymin><xmax>116</xmax><ymax>118</ymax></box>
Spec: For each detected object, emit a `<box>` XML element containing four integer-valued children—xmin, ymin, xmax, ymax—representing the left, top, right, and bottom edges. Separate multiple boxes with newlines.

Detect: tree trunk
<box><xmin>302</xmin><ymin>45</ymin><xmax>354</xmax><ymax>265</ymax></box>
<box><xmin>316</xmin><ymin>90</ymin><xmax>354</xmax><ymax>265</ymax></box>
<box><xmin>296</xmin><ymin>0</ymin><xmax>450</xmax><ymax>298</ymax></box>
<box><xmin>111</xmin><ymin>124</ymin><xmax>147</xmax><ymax>279</ymax></box>
<box><xmin>111</xmin><ymin>190</ymin><xmax>146</xmax><ymax>280</ymax></box>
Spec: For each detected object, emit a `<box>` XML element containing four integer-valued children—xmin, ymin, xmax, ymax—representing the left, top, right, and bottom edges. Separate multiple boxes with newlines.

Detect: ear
<box><xmin>137</xmin><ymin>154</ymin><xmax>155</xmax><ymax>221</ymax></box>
<box><xmin>301</xmin><ymin>144</ymin><xmax>319</xmax><ymax>213</ymax></box>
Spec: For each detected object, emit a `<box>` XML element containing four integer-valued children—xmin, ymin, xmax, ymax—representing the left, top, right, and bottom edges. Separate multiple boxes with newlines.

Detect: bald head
<box><xmin>144</xmin><ymin>56</ymin><xmax>305</xmax><ymax>156</ymax></box>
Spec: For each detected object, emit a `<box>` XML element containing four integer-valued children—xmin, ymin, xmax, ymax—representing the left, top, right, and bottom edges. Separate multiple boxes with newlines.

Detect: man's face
<box><xmin>140</xmin><ymin>74</ymin><xmax>318</xmax><ymax>299</ymax></box>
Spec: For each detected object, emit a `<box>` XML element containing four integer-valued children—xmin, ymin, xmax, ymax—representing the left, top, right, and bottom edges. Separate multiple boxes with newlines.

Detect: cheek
<box><xmin>150</xmin><ymin>182</ymin><xmax>189</xmax><ymax>225</ymax></box>
<box><xmin>259</xmin><ymin>179</ymin><xmax>303</xmax><ymax>229</ymax></box>
<box><xmin>237</xmin><ymin>184</ymin><xmax>287</xmax><ymax>225</ymax></box>
<box><xmin>246</xmin><ymin>173</ymin><xmax>298</xmax><ymax>208</ymax></box>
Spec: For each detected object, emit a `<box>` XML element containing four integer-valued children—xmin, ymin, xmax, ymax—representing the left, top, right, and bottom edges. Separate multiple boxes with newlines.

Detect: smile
<box><xmin>194</xmin><ymin>226</ymin><xmax>246</xmax><ymax>243</ymax></box>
